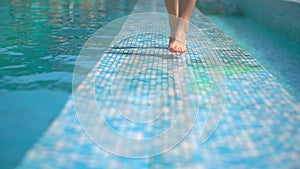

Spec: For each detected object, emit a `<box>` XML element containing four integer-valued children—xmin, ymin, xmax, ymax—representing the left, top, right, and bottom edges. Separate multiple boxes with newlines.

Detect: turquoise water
<box><xmin>1</xmin><ymin>0</ymin><xmax>300</xmax><ymax>168</ymax></box>
<box><xmin>0</xmin><ymin>0</ymin><xmax>136</xmax><ymax>168</ymax></box>
<box><xmin>9</xmin><ymin>0</ymin><xmax>300</xmax><ymax>168</ymax></box>
<box><xmin>205</xmin><ymin>14</ymin><xmax>300</xmax><ymax>102</ymax></box>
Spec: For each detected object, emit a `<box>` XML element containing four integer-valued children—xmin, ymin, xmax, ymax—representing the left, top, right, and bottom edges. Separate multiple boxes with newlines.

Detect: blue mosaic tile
<box><xmin>18</xmin><ymin>0</ymin><xmax>300</xmax><ymax>169</ymax></box>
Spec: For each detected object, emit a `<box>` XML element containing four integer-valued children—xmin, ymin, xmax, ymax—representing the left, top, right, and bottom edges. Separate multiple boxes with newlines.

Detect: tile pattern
<box><xmin>19</xmin><ymin>0</ymin><xmax>300</xmax><ymax>168</ymax></box>
<box><xmin>196</xmin><ymin>0</ymin><xmax>241</xmax><ymax>15</ymax></box>
<box><xmin>240</xmin><ymin>0</ymin><xmax>300</xmax><ymax>45</ymax></box>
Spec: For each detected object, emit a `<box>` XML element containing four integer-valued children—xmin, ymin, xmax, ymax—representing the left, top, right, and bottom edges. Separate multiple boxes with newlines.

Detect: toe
<box><xmin>169</xmin><ymin>45</ymin><xmax>175</xmax><ymax>52</ymax></box>
<box><xmin>182</xmin><ymin>46</ymin><xmax>187</xmax><ymax>53</ymax></box>
<box><xmin>168</xmin><ymin>40</ymin><xmax>187</xmax><ymax>53</ymax></box>
<box><xmin>175</xmin><ymin>45</ymin><xmax>180</xmax><ymax>52</ymax></box>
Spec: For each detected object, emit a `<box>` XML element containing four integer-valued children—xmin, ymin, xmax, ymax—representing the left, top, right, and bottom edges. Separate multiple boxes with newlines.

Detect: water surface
<box><xmin>206</xmin><ymin>14</ymin><xmax>300</xmax><ymax>102</ymax></box>
<box><xmin>0</xmin><ymin>0</ymin><xmax>136</xmax><ymax>168</ymax></box>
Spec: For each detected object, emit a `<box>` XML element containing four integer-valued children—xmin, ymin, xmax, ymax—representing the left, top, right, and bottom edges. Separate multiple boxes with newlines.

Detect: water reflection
<box><xmin>0</xmin><ymin>0</ymin><xmax>136</xmax><ymax>168</ymax></box>
<box><xmin>0</xmin><ymin>0</ymin><xmax>136</xmax><ymax>91</ymax></box>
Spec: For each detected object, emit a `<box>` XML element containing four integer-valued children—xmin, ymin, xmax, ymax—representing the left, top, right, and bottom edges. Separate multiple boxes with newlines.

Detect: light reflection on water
<box><xmin>0</xmin><ymin>0</ymin><xmax>136</xmax><ymax>168</ymax></box>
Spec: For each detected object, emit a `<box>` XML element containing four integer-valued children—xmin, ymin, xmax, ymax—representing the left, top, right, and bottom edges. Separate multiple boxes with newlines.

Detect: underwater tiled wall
<box><xmin>196</xmin><ymin>0</ymin><xmax>242</xmax><ymax>15</ymax></box>
<box><xmin>197</xmin><ymin>0</ymin><xmax>300</xmax><ymax>44</ymax></box>
<box><xmin>240</xmin><ymin>0</ymin><xmax>300</xmax><ymax>45</ymax></box>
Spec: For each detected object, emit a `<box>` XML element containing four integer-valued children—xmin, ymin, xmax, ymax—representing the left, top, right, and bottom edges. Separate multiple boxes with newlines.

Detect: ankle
<box><xmin>173</xmin><ymin>18</ymin><xmax>189</xmax><ymax>43</ymax></box>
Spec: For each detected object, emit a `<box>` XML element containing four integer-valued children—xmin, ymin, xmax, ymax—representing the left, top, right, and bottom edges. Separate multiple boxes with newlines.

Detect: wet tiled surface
<box><xmin>18</xmin><ymin>0</ymin><xmax>300</xmax><ymax>168</ymax></box>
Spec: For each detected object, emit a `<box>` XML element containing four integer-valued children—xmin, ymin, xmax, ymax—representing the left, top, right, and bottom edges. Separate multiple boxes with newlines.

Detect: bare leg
<box><xmin>164</xmin><ymin>0</ymin><xmax>179</xmax><ymax>41</ymax></box>
<box><xmin>165</xmin><ymin>0</ymin><xmax>196</xmax><ymax>53</ymax></box>
<box><xmin>179</xmin><ymin>0</ymin><xmax>196</xmax><ymax>21</ymax></box>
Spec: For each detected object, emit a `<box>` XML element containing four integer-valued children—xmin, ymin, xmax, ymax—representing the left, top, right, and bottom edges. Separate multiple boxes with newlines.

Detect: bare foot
<box><xmin>168</xmin><ymin>38</ymin><xmax>187</xmax><ymax>53</ymax></box>
<box><xmin>168</xmin><ymin>18</ymin><xmax>188</xmax><ymax>53</ymax></box>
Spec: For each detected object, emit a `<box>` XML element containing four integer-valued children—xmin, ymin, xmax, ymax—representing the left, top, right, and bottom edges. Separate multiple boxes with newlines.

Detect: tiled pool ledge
<box><xmin>19</xmin><ymin>0</ymin><xmax>300</xmax><ymax>168</ymax></box>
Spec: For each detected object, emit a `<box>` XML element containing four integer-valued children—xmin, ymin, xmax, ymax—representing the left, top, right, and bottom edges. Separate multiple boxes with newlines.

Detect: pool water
<box><xmin>205</xmin><ymin>14</ymin><xmax>300</xmax><ymax>102</ymax></box>
<box><xmin>2</xmin><ymin>0</ymin><xmax>300</xmax><ymax>168</ymax></box>
<box><xmin>0</xmin><ymin>0</ymin><xmax>136</xmax><ymax>168</ymax></box>
<box><xmin>17</xmin><ymin>0</ymin><xmax>300</xmax><ymax>167</ymax></box>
